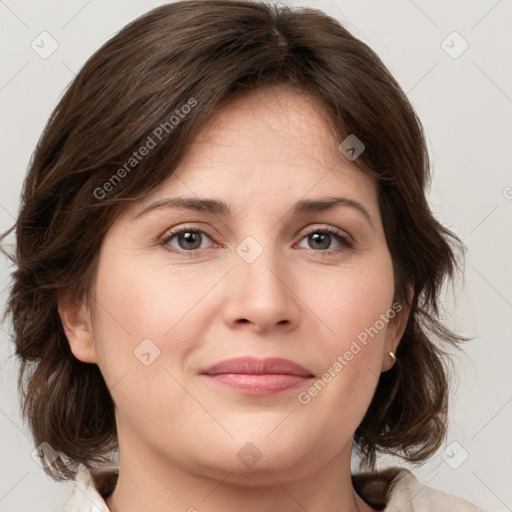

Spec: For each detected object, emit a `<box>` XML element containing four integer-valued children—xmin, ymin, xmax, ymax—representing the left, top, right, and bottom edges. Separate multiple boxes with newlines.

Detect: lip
<box><xmin>201</xmin><ymin>357</ymin><xmax>314</xmax><ymax>377</ymax></box>
<box><xmin>200</xmin><ymin>357</ymin><xmax>315</xmax><ymax>396</ymax></box>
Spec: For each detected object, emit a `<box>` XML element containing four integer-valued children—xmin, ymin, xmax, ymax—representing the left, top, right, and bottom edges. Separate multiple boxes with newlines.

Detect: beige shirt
<box><xmin>64</xmin><ymin>466</ymin><xmax>486</xmax><ymax>511</ymax></box>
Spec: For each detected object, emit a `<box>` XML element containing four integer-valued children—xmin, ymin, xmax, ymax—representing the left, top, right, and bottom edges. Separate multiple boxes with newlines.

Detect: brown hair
<box><xmin>1</xmin><ymin>0</ymin><xmax>465</xmax><ymax>480</ymax></box>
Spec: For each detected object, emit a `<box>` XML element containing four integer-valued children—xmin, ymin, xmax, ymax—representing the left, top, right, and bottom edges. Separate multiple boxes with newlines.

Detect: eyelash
<box><xmin>160</xmin><ymin>225</ymin><xmax>354</xmax><ymax>257</ymax></box>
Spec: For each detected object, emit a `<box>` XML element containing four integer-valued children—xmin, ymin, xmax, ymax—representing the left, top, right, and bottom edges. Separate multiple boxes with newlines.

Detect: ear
<box><xmin>381</xmin><ymin>286</ymin><xmax>414</xmax><ymax>372</ymax></box>
<box><xmin>57</xmin><ymin>290</ymin><xmax>98</xmax><ymax>364</ymax></box>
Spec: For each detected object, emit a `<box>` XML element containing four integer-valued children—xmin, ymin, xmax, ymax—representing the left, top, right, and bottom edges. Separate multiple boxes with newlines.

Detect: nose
<box><xmin>222</xmin><ymin>243</ymin><xmax>301</xmax><ymax>333</ymax></box>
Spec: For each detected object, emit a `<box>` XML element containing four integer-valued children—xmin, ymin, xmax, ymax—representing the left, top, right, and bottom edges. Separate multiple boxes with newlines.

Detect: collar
<box><xmin>64</xmin><ymin>465</ymin><xmax>483</xmax><ymax>511</ymax></box>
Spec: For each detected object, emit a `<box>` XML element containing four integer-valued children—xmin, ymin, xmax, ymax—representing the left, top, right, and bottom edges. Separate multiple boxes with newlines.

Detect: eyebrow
<box><xmin>133</xmin><ymin>196</ymin><xmax>374</xmax><ymax>227</ymax></box>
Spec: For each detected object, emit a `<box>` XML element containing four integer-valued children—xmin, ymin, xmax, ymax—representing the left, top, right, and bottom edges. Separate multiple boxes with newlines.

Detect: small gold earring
<box><xmin>389</xmin><ymin>351</ymin><xmax>397</xmax><ymax>362</ymax></box>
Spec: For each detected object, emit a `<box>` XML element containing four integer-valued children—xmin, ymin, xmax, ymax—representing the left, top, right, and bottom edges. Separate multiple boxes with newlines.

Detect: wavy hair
<box><xmin>1</xmin><ymin>0</ymin><xmax>465</xmax><ymax>479</ymax></box>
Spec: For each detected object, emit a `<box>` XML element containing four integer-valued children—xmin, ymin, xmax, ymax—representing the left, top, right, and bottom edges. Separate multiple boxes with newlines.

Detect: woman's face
<box><xmin>65</xmin><ymin>87</ymin><xmax>405</xmax><ymax>483</ymax></box>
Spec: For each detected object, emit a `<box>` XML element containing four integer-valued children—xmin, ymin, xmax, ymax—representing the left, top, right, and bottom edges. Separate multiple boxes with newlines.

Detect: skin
<box><xmin>59</xmin><ymin>86</ymin><xmax>409</xmax><ymax>512</ymax></box>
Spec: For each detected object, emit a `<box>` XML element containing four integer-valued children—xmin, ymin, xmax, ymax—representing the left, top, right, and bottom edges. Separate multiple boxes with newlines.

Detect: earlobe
<box><xmin>57</xmin><ymin>291</ymin><xmax>98</xmax><ymax>364</ymax></box>
<box><xmin>381</xmin><ymin>294</ymin><xmax>412</xmax><ymax>372</ymax></box>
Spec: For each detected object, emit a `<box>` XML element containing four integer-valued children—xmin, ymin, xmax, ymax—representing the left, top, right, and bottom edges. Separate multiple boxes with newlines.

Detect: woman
<box><xmin>1</xmin><ymin>1</ymin><xmax>486</xmax><ymax>510</ymax></box>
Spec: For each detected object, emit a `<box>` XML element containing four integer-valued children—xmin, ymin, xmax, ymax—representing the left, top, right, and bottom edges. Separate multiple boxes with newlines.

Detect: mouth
<box><xmin>200</xmin><ymin>357</ymin><xmax>315</xmax><ymax>396</ymax></box>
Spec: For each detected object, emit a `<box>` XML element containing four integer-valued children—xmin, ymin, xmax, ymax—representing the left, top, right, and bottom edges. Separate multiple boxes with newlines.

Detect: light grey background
<box><xmin>1</xmin><ymin>1</ymin><xmax>511</xmax><ymax>511</ymax></box>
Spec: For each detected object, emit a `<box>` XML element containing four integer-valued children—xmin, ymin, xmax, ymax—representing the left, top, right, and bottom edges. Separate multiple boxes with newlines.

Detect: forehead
<box><xmin>187</xmin><ymin>86</ymin><xmax>345</xmax><ymax>170</ymax></box>
<box><xmin>125</xmin><ymin>86</ymin><xmax>379</xmax><ymax>221</ymax></box>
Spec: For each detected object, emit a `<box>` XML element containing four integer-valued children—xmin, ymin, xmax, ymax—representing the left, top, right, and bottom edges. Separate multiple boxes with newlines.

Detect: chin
<box><xmin>203</xmin><ymin>454</ymin><xmax>316</xmax><ymax>487</ymax></box>
<box><xmin>187</xmin><ymin>434</ymin><xmax>327</xmax><ymax>485</ymax></box>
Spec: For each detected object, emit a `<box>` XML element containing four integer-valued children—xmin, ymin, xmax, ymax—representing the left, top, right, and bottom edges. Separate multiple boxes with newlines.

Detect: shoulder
<box><xmin>352</xmin><ymin>466</ymin><xmax>487</xmax><ymax>511</ymax></box>
<box><xmin>64</xmin><ymin>468</ymin><xmax>117</xmax><ymax>512</ymax></box>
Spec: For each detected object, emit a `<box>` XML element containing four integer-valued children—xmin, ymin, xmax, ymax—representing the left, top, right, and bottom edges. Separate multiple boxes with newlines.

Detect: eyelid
<box><xmin>160</xmin><ymin>223</ymin><xmax>354</xmax><ymax>254</ymax></box>
<box><xmin>296</xmin><ymin>223</ymin><xmax>353</xmax><ymax>242</ymax></box>
<box><xmin>160</xmin><ymin>224</ymin><xmax>218</xmax><ymax>249</ymax></box>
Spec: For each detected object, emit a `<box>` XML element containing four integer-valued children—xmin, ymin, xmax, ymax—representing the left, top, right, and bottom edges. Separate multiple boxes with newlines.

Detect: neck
<box><xmin>105</xmin><ymin>437</ymin><xmax>373</xmax><ymax>512</ymax></box>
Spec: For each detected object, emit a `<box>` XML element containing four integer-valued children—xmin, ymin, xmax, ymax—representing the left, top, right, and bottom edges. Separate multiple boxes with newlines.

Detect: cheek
<box><xmin>309</xmin><ymin>254</ymin><xmax>396</xmax><ymax>348</ymax></box>
<box><xmin>299</xmin><ymin>252</ymin><xmax>395</xmax><ymax>403</ymax></box>
<box><xmin>88</xmin><ymin>264</ymin><xmax>189</xmax><ymax>431</ymax></box>
<box><xmin>92</xmin><ymin>257</ymin><xmax>190</xmax><ymax>339</ymax></box>
<box><xmin>89</xmin><ymin>257</ymin><xmax>217</xmax><ymax>385</ymax></box>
